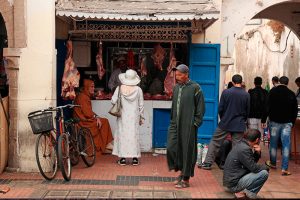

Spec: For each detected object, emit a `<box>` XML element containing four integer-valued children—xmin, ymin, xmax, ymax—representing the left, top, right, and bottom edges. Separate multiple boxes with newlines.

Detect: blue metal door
<box><xmin>189</xmin><ymin>44</ymin><xmax>220</xmax><ymax>144</ymax></box>
<box><xmin>153</xmin><ymin>109</ymin><xmax>171</xmax><ymax>148</ymax></box>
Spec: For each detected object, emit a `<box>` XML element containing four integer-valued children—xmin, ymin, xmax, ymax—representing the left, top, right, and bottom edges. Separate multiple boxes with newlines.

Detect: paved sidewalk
<box><xmin>1</xmin><ymin>145</ymin><xmax>300</xmax><ymax>199</ymax></box>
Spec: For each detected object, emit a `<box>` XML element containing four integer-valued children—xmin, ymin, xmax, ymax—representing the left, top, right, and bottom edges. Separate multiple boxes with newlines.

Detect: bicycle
<box><xmin>28</xmin><ymin>104</ymin><xmax>95</xmax><ymax>181</ymax></box>
<box><xmin>28</xmin><ymin>108</ymin><xmax>58</xmax><ymax>180</ymax></box>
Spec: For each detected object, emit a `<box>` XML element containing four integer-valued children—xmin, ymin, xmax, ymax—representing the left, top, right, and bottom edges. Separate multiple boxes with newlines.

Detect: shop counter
<box><xmin>92</xmin><ymin>100</ymin><xmax>172</xmax><ymax>152</ymax></box>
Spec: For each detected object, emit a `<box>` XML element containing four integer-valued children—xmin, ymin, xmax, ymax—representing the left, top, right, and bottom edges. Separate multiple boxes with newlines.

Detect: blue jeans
<box><xmin>229</xmin><ymin>170</ymin><xmax>269</xmax><ymax>198</ymax></box>
<box><xmin>269</xmin><ymin>121</ymin><xmax>292</xmax><ymax>170</ymax></box>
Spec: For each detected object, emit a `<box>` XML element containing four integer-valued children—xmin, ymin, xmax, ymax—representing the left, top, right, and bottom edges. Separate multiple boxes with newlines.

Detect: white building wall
<box><xmin>226</xmin><ymin>20</ymin><xmax>300</xmax><ymax>93</ymax></box>
<box><xmin>17</xmin><ymin>0</ymin><xmax>56</xmax><ymax>172</ymax></box>
<box><xmin>221</xmin><ymin>0</ymin><xmax>293</xmax><ymax>58</ymax></box>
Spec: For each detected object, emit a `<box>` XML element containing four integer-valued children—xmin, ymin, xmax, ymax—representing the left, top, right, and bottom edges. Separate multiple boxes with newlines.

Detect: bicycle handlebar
<box><xmin>28</xmin><ymin>104</ymin><xmax>81</xmax><ymax>117</ymax></box>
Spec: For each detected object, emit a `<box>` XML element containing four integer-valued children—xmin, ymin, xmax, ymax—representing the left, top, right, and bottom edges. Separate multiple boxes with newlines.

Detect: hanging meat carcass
<box><xmin>139</xmin><ymin>51</ymin><xmax>147</xmax><ymax>77</ymax></box>
<box><xmin>96</xmin><ymin>41</ymin><xmax>105</xmax><ymax>80</ymax></box>
<box><xmin>127</xmin><ymin>49</ymin><xmax>135</xmax><ymax>70</ymax></box>
<box><xmin>151</xmin><ymin>43</ymin><xmax>166</xmax><ymax>71</ymax></box>
<box><xmin>61</xmin><ymin>40</ymin><xmax>80</xmax><ymax>100</ymax></box>
<box><xmin>164</xmin><ymin>43</ymin><xmax>177</xmax><ymax>98</ymax></box>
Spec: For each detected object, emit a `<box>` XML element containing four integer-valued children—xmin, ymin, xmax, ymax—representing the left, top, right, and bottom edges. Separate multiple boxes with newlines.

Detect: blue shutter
<box><xmin>189</xmin><ymin>44</ymin><xmax>220</xmax><ymax>144</ymax></box>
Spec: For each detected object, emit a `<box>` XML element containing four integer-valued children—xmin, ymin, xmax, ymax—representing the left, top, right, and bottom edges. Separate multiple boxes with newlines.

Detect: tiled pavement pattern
<box><xmin>40</xmin><ymin>189</ymin><xmax>191</xmax><ymax>199</ymax></box>
<box><xmin>1</xmin><ymin>145</ymin><xmax>300</xmax><ymax>198</ymax></box>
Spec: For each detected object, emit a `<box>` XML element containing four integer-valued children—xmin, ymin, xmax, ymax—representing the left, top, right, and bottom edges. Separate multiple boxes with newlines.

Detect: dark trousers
<box><xmin>204</xmin><ymin>127</ymin><xmax>243</xmax><ymax>164</ymax></box>
<box><xmin>215</xmin><ymin>139</ymin><xmax>232</xmax><ymax>166</ymax></box>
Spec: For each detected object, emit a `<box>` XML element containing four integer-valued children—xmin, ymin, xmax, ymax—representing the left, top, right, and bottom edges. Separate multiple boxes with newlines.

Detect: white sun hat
<box><xmin>118</xmin><ymin>69</ymin><xmax>141</xmax><ymax>86</ymax></box>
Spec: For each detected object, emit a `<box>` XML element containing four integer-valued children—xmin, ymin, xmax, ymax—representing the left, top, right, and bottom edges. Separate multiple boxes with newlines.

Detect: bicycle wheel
<box><xmin>58</xmin><ymin>133</ymin><xmax>72</xmax><ymax>181</ymax></box>
<box><xmin>67</xmin><ymin>124</ymin><xmax>79</xmax><ymax>166</ymax></box>
<box><xmin>69</xmin><ymin>138</ymin><xmax>79</xmax><ymax>166</ymax></box>
<box><xmin>35</xmin><ymin>132</ymin><xmax>58</xmax><ymax>180</ymax></box>
<box><xmin>78</xmin><ymin>127</ymin><xmax>96</xmax><ymax>167</ymax></box>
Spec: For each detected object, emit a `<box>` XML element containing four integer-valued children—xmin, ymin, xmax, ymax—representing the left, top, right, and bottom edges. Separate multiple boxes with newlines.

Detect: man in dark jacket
<box><xmin>223</xmin><ymin>129</ymin><xmax>269</xmax><ymax>199</ymax></box>
<box><xmin>200</xmin><ymin>74</ymin><xmax>250</xmax><ymax>170</ymax></box>
<box><xmin>262</xmin><ymin>76</ymin><xmax>298</xmax><ymax>176</ymax></box>
<box><xmin>167</xmin><ymin>64</ymin><xmax>205</xmax><ymax>188</ymax></box>
<box><xmin>248</xmin><ymin>76</ymin><xmax>268</xmax><ymax>135</ymax></box>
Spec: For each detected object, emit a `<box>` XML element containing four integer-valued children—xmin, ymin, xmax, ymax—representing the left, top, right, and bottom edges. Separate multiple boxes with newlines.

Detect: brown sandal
<box><xmin>175</xmin><ymin>180</ymin><xmax>190</xmax><ymax>188</ymax></box>
<box><xmin>173</xmin><ymin>175</ymin><xmax>183</xmax><ymax>185</ymax></box>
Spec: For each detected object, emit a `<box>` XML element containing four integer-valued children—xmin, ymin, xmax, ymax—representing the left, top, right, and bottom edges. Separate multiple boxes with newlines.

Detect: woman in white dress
<box><xmin>111</xmin><ymin>69</ymin><xmax>145</xmax><ymax>166</ymax></box>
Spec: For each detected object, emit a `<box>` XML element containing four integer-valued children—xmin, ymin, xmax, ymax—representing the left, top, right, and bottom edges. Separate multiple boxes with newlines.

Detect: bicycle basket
<box><xmin>28</xmin><ymin>112</ymin><xmax>54</xmax><ymax>134</ymax></box>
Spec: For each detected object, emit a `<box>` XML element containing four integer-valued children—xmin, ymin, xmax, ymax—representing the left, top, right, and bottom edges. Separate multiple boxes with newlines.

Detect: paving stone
<box><xmin>111</xmin><ymin>191</ymin><xmax>132</xmax><ymax>198</ymax></box>
<box><xmin>89</xmin><ymin>190</ymin><xmax>111</xmax><ymax>198</ymax></box>
<box><xmin>29</xmin><ymin>189</ymin><xmax>47</xmax><ymax>198</ymax></box>
<box><xmin>68</xmin><ymin>190</ymin><xmax>90</xmax><ymax>196</ymax></box>
<box><xmin>11</xmin><ymin>180</ymin><xmax>39</xmax><ymax>187</ymax></box>
<box><xmin>174</xmin><ymin>191</ymin><xmax>192</xmax><ymax>199</ymax></box>
<box><xmin>66</xmin><ymin>195</ymin><xmax>89</xmax><ymax>199</ymax></box>
<box><xmin>153</xmin><ymin>191</ymin><xmax>175</xmax><ymax>199</ymax></box>
<box><xmin>216</xmin><ymin>191</ymin><xmax>234</xmax><ymax>199</ymax></box>
<box><xmin>133</xmin><ymin>191</ymin><xmax>153</xmax><ymax>198</ymax></box>
<box><xmin>44</xmin><ymin>196</ymin><xmax>68</xmax><ymax>199</ymax></box>
<box><xmin>46</xmin><ymin>190</ymin><xmax>69</xmax><ymax>196</ymax></box>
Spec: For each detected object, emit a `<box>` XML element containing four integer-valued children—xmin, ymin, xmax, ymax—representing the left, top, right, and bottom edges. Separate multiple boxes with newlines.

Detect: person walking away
<box><xmin>167</xmin><ymin>64</ymin><xmax>205</xmax><ymax>188</ymax></box>
<box><xmin>200</xmin><ymin>74</ymin><xmax>250</xmax><ymax>170</ymax></box>
<box><xmin>247</xmin><ymin>76</ymin><xmax>268</xmax><ymax>136</ymax></box>
<box><xmin>262</xmin><ymin>76</ymin><xmax>298</xmax><ymax>176</ymax></box>
<box><xmin>111</xmin><ymin>69</ymin><xmax>145</xmax><ymax>166</ymax></box>
<box><xmin>223</xmin><ymin>129</ymin><xmax>269</xmax><ymax>199</ymax></box>
<box><xmin>271</xmin><ymin>76</ymin><xmax>279</xmax><ymax>88</ymax></box>
<box><xmin>73</xmin><ymin>79</ymin><xmax>114</xmax><ymax>154</ymax></box>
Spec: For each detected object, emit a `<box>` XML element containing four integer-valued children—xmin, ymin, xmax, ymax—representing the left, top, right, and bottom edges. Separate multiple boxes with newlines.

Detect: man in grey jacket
<box><xmin>223</xmin><ymin>129</ymin><xmax>269</xmax><ymax>199</ymax></box>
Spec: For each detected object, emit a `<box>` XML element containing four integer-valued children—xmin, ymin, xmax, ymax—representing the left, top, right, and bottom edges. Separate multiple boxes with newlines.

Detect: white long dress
<box><xmin>111</xmin><ymin>85</ymin><xmax>144</xmax><ymax>158</ymax></box>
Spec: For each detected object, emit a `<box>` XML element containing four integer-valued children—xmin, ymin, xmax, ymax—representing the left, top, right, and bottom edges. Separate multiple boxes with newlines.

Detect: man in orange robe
<box><xmin>73</xmin><ymin>79</ymin><xmax>113</xmax><ymax>153</ymax></box>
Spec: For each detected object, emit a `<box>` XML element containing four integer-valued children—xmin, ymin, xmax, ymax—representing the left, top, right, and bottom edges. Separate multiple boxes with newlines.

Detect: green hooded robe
<box><xmin>167</xmin><ymin>80</ymin><xmax>205</xmax><ymax>177</ymax></box>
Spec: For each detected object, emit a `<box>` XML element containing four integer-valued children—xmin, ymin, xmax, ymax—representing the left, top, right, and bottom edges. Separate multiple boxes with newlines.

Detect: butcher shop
<box><xmin>55</xmin><ymin>0</ymin><xmax>220</xmax><ymax>152</ymax></box>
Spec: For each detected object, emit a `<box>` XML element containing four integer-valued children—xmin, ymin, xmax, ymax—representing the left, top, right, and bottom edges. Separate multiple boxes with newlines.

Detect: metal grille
<box><xmin>69</xmin><ymin>23</ymin><xmax>192</xmax><ymax>43</ymax></box>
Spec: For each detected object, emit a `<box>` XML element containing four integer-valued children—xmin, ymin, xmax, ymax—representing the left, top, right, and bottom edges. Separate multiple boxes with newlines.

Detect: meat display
<box><xmin>94</xmin><ymin>90</ymin><xmax>112</xmax><ymax>100</ymax></box>
<box><xmin>151</xmin><ymin>44</ymin><xmax>166</xmax><ymax>71</ymax></box>
<box><xmin>96</xmin><ymin>41</ymin><xmax>105</xmax><ymax>80</ymax></box>
<box><xmin>61</xmin><ymin>40</ymin><xmax>80</xmax><ymax>100</ymax></box>
<box><xmin>164</xmin><ymin>43</ymin><xmax>177</xmax><ymax>98</ymax></box>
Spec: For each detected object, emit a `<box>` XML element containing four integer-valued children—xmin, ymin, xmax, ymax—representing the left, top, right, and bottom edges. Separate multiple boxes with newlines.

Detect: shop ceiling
<box><xmin>55</xmin><ymin>0</ymin><xmax>220</xmax><ymax>43</ymax></box>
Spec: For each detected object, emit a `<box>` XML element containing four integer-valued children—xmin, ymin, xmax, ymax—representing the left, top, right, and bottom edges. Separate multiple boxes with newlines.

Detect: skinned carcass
<box><xmin>61</xmin><ymin>40</ymin><xmax>80</xmax><ymax>100</ymax></box>
<box><xmin>164</xmin><ymin>43</ymin><xmax>177</xmax><ymax>98</ymax></box>
<box><xmin>151</xmin><ymin>43</ymin><xmax>166</xmax><ymax>71</ymax></box>
<box><xmin>96</xmin><ymin>41</ymin><xmax>105</xmax><ymax>80</ymax></box>
<box><xmin>139</xmin><ymin>50</ymin><xmax>147</xmax><ymax>77</ymax></box>
<box><xmin>127</xmin><ymin>49</ymin><xmax>135</xmax><ymax>70</ymax></box>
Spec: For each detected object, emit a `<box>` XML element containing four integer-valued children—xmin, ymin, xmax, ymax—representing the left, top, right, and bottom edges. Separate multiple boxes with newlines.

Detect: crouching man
<box><xmin>223</xmin><ymin>129</ymin><xmax>269</xmax><ymax>199</ymax></box>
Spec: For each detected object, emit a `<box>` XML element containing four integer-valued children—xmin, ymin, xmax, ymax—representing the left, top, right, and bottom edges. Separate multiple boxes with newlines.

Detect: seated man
<box><xmin>73</xmin><ymin>79</ymin><xmax>113</xmax><ymax>153</ymax></box>
<box><xmin>223</xmin><ymin>129</ymin><xmax>269</xmax><ymax>199</ymax></box>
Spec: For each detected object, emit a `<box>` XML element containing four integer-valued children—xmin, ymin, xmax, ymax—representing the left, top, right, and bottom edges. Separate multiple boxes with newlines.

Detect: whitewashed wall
<box><xmin>225</xmin><ymin>20</ymin><xmax>300</xmax><ymax>93</ymax></box>
<box><xmin>92</xmin><ymin>100</ymin><xmax>172</xmax><ymax>152</ymax></box>
<box><xmin>17</xmin><ymin>0</ymin><xmax>56</xmax><ymax>172</ymax></box>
